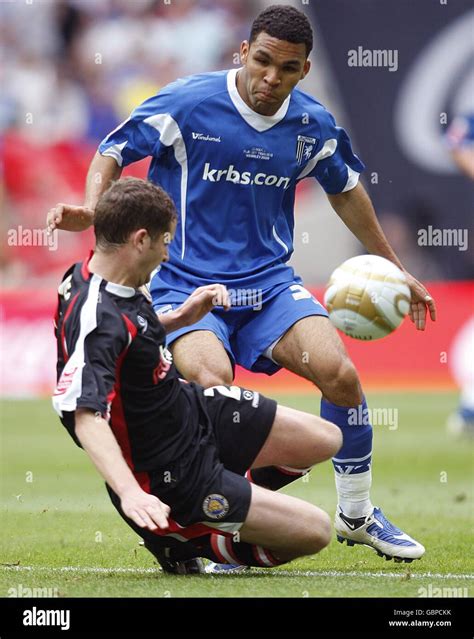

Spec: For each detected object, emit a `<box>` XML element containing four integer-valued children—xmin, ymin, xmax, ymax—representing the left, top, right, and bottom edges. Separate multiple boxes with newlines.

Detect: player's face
<box><xmin>149</xmin><ymin>221</ymin><xmax>176</xmax><ymax>268</ymax></box>
<box><xmin>239</xmin><ymin>32</ymin><xmax>311</xmax><ymax>116</ymax></box>
<box><xmin>138</xmin><ymin>221</ymin><xmax>176</xmax><ymax>286</ymax></box>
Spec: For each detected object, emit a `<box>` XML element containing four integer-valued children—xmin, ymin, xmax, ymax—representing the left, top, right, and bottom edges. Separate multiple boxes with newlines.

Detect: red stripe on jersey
<box><xmin>105</xmin><ymin>387</ymin><xmax>116</xmax><ymax>419</ymax></box>
<box><xmin>109</xmin><ymin>366</ymin><xmax>133</xmax><ymax>468</ymax></box>
<box><xmin>134</xmin><ymin>472</ymin><xmax>151</xmax><ymax>494</ymax></box>
<box><xmin>121</xmin><ymin>314</ymin><xmax>138</xmax><ymax>341</ymax></box>
<box><xmin>53</xmin><ymin>300</ymin><xmax>60</xmax><ymax>332</ymax></box>
<box><xmin>60</xmin><ymin>292</ymin><xmax>80</xmax><ymax>363</ymax></box>
<box><xmin>148</xmin><ymin>519</ymin><xmax>233</xmax><ymax>542</ymax></box>
<box><xmin>108</xmin><ymin>314</ymin><xmax>138</xmax><ymax>469</ymax></box>
<box><xmin>80</xmin><ymin>251</ymin><xmax>94</xmax><ymax>281</ymax></box>
<box><xmin>245</xmin><ymin>469</ymin><xmax>254</xmax><ymax>483</ymax></box>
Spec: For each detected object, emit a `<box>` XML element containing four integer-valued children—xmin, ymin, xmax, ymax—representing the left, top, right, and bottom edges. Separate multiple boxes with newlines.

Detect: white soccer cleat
<box><xmin>335</xmin><ymin>506</ymin><xmax>425</xmax><ymax>563</ymax></box>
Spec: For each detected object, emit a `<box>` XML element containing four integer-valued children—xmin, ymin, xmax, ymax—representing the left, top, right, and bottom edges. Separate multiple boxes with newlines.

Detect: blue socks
<box><xmin>321</xmin><ymin>397</ymin><xmax>373</xmax><ymax>518</ymax></box>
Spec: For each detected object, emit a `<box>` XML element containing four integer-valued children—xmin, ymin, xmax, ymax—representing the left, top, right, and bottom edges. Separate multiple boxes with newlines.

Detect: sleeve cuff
<box><xmin>342</xmin><ymin>165</ymin><xmax>360</xmax><ymax>192</ymax></box>
<box><xmin>99</xmin><ymin>141</ymin><xmax>127</xmax><ymax>167</ymax></box>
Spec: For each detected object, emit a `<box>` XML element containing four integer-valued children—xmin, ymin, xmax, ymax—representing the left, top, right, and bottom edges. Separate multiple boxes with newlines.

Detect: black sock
<box><xmin>248</xmin><ymin>465</ymin><xmax>312</xmax><ymax>491</ymax></box>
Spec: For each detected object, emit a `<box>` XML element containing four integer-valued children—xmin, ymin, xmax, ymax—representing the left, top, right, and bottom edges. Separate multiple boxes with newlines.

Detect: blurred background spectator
<box><xmin>1</xmin><ymin>0</ymin><xmax>257</xmax><ymax>286</ymax></box>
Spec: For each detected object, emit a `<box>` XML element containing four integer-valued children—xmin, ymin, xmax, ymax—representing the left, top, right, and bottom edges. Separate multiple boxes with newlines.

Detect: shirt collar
<box><xmin>226</xmin><ymin>68</ymin><xmax>291</xmax><ymax>133</ymax></box>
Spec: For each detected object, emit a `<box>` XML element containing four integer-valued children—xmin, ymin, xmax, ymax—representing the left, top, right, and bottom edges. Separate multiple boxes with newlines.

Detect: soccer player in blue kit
<box><xmin>48</xmin><ymin>5</ymin><xmax>437</xmax><ymax>569</ymax></box>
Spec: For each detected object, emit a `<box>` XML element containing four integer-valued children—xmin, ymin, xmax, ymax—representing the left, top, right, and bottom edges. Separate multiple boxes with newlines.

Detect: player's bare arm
<box><xmin>75</xmin><ymin>408</ymin><xmax>170</xmax><ymax>532</ymax></box>
<box><xmin>327</xmin><ymin>182</ymin><xmax>437</xmax><ymax>330</ymax></box>
<box><xmin>450</xmin><ymin>147</ymin><xmax>474</xmax><ymax>180</ymax></box>
<box><xmin>47</xmin><ymin>152</ymin><xmax>121</xmax><ymax>232</ymax></box>
<box><xmin>158</xmin><ymin>284</ymin><xmax>231</xmax><ymax>333</ymax></box>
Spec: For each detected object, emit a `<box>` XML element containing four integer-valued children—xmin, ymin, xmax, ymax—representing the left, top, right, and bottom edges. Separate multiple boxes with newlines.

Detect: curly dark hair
<box><xmin>250</xmin><ymin>5</ymin><xmax>313</xmax><ymax>57</ymax></box>
<box><xmin>94</xmin><ymin>177</ymin><xmax>177</xmax><ymax>248</ymax></box>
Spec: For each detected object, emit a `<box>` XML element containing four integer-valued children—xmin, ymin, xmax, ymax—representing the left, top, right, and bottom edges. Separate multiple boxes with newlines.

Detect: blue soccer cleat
<box><xmin>204</xmin><ymin>562</ymin><xmax>250</xmax><ymax>574</ymax></box>
<box><xmin>334</xmin><ymin>506</ymin><xmax>425</xmax><ymax>563</ymax></box>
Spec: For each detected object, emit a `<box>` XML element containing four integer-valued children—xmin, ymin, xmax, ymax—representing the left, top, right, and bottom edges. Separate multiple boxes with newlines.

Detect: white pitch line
<box><xmin>1</xmin><ymin>565</ymin><xmax>473</xmax><ymax>580</ymax></box>
<box><xmin>272</xmin><ymin>570</ymin><xmax>474</xmax><ymax>580</ymax></box>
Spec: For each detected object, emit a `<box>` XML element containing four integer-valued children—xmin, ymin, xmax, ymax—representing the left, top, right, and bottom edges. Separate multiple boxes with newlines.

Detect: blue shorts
<box><xmin>152</xmin><ymin>279</ymin><xmax>328</xmax><ymax>375</ymax></box>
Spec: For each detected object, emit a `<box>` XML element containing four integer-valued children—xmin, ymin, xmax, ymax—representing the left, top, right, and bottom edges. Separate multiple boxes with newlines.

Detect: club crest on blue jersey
<box><xmin>296</xmin><ymin>135</ymin><xmax>317</xmax><ymax>165</ymax></box>
<box><xmin>203</xmin><ymin>494</ymin><xmax>229</xmax><ymax>519</ymax></box>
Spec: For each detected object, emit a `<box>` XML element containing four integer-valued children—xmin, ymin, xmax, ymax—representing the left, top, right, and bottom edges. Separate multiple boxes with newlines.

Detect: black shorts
<box><xmin>107</xmin><ymin>384</ymin><xmax>277</xmax><ymax>543</ymax></box>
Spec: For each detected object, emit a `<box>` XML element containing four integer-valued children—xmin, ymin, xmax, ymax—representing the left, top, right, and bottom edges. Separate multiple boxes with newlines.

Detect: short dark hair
<box><xmin>94</xmin><ymin>177</ymin><xmax>177</xmax><ymax>248</ymax></box>
<box><xmin>250</xmin><ymin>5</ymin><xmax>313</xmax><ymax>57</ymax></box>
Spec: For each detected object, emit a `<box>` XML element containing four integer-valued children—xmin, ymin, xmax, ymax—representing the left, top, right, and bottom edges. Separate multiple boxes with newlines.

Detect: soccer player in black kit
<box><xmin>52</xmin><ymin>178</ymin><xmax>342</xmax><ymax>574</ymax></box>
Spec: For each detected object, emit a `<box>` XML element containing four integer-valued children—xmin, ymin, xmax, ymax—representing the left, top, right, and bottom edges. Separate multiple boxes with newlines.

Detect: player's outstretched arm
<box><xmin>451</xmin><ymin>148</ymin><xmax>474</xmax><ymax>180</ymax></box>
<box><xmin>75</xmin><ymin>408</ymin><xmax>170</xmax><ymax>532</ymax></box>
<box><xmin>158</xmin><ymin>284</ymin><xmax>231</xmax><ymax>333</ymax></box>
<box><xmin>327</xmin><ymin>182</ymin><xmax>437</xmax><ymax>330</ymax></box>
<box><xmin>46</xmin><ymin>152</ymin><xmax>122</xmax><ymax>233</ymax></box>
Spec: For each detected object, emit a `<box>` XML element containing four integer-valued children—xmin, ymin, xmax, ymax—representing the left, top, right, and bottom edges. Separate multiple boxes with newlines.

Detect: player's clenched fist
<box><xmin>179</xmin><ymin>284</ymin><xmax>231</xmax><ymax>326</ymax></box>
<box><xmin>120</xmin><ymin>487</ymin><xmax>170</xmax><ymax>532</ymax></box>
<box><xmin>191</xmin><ymin>284</ymin><xmax>230</xmax><ymax>311</ymax></box>
<box><xmin>46</xmin><ymin>203</ymin><xmax>94</xmax><ymax>233</ymax></box>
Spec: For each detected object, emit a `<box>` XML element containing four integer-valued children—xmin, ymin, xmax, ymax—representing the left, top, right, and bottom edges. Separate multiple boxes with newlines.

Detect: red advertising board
<box><xmin>1</xmin><ymin>283</ymin><xmax>472</xmax><ymax>397</ymax></box>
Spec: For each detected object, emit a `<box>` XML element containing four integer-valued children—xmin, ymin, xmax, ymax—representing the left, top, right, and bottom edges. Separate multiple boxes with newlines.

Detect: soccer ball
<box><xmin>324</xmin><ymin>255</ymin><xmax>411</xmax><ymax>340</ymax></box>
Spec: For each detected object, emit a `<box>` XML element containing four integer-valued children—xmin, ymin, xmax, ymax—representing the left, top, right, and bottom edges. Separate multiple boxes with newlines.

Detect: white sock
<box><xmin>335</xmin><ymin>470</ymin><xmax>373</xmax><ymax>518</ymax></box>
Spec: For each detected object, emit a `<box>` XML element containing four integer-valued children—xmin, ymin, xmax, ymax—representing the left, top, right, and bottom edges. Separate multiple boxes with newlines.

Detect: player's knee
<box><xmin>299</xmin><ymin>509</ymin><xmax>332</xmax><ymax>555</ymax></box>
<box><xmin>318</xmin><ymin>357</ymin><xmax>362</xmax><ymax>405</ymax></box>
<box><xmin>318</xmin><ymin>418</ymin><xmax>343</xmax><ymax>460</ymax></box>
<box><xmin>195</xmin><ymin>369</ymin><xmax>233</xmax><ymax>389</ymax></box>
<box><xmin>311</xmin><ymin>510</ymin><xmax>332</xmax><ymax>552</ymax></box>
<box><xmin>302</xmin><ymin>415</ymin><xmax>342</xmax><ymax>464</ymax></box>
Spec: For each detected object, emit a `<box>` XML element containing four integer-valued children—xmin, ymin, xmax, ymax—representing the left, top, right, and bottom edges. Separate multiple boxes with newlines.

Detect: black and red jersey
<box><xmin>53</xmin><ymin>254</ymin><xmax>200</xmax><ymax>472</ymax></box>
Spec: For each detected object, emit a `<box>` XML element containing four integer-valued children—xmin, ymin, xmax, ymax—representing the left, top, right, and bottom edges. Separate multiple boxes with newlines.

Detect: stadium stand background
<box><xmin>1</xmin><ymin>0</ymin><xmax>472</xmax><ymax>397</ymax></box>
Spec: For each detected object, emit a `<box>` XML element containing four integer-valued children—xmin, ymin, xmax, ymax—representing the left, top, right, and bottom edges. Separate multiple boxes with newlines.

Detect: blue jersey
<box><xmin>99</xmin><ymin>69</ymin><xmax>365</xmax><ymax>292</ymax></box>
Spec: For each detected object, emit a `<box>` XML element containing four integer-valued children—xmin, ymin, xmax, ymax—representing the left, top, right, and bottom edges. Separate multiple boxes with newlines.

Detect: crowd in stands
<box><xmin>1</xmin><ymin>0</ymin><xmax>256</xmax><ymax>285</ymax></box>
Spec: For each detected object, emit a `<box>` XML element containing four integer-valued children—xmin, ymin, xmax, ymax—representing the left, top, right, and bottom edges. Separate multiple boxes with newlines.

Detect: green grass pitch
<box><xmin>1</xmin><ymin>392</ymin><xmax>472</xmax><ymax>598</ymax></box>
